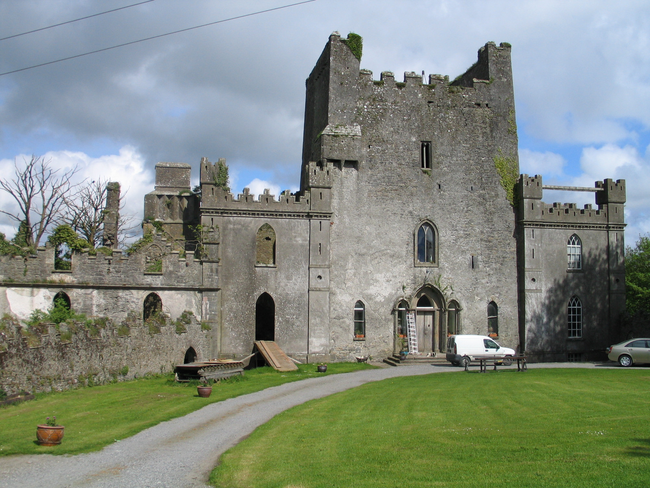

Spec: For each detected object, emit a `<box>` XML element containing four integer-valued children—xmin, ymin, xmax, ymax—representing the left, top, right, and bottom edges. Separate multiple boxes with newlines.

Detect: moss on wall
<box><xmin>494</xmin><ymin>150</ymin><xmax>519</xmax><ymax>206</ymax></box>
<box><xmin>342</xmin><ymin>33</ymin><xmax>363</xmax><ymax>61</ymax></box>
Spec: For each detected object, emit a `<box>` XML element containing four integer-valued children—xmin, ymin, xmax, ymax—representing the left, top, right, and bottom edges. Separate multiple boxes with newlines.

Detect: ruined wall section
<box><xmin>303</xmin><ymin>33</ymin><xmax>520</xmax><ymax>360</ymax></box>
<box><xmin>0</xmin><ymin>314</ymin><xmax>211</xmax><ymax>396</ymax></box>
<box><xmin>144</xmin><ymin>162</ymin><xmax>200</xmax><ymax>242</ymax></box>
<box><xmin>0</xmin><ymin>236</ymin><xmax>213</xmax><ymax>322</ymax></box>
<box><xmin>517</xmin><ymin>175</ymin><xmax>626</xmax><ymax>361</ymax></box>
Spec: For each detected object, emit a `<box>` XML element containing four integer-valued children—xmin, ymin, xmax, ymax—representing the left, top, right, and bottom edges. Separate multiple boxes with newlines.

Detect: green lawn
<box><xmin>0</xmin><ymin>362</ymin><xmax>375</xmax><ymax>456</ymax></box>
<box><xmin>210</xmin><ymin>368</ymin><xmax>650</xmax><ymax>488</ymax></box>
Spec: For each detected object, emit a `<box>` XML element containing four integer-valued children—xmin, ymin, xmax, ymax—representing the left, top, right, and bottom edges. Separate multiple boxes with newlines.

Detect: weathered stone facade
<box><xmin>0</xmin><ymin>33</ymin><xmax>627</xmax><ymax>393</ymax></box>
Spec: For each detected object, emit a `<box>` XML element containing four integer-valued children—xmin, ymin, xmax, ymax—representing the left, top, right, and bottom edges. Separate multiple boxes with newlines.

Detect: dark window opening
<box><xmin>143</xmin><ymin>293</ymin><xmax>162</xmax><ymax>321</ymax></box>
<box><xmin>448</xmin><ymin>300</ymin><xmax>460</xmax><ymax>336</ymax></box>
<box><xmin>487</xmin><ymin>301</ymin><xmax>498</xmax><ymax>337</ymax></box>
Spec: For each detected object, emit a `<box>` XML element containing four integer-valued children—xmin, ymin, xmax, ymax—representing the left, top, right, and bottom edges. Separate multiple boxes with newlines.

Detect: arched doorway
<box><xmin>184</xmin><ymin>347</ymin><xmax>197</xmax><ymax>364</ymax></box>
<box><xmin>255</xmin><ymin>293</ymin><xmax>275</xmax><ymax>341</ymax></box>
<box><xmin>414</xmin><ymin>288</ymin><xmax>444</xmax><ymax>353</ymax></box>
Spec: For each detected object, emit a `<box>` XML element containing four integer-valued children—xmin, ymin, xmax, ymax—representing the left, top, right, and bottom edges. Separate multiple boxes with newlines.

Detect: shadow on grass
<box><xmin>626</xmin><ymin>439</ymin><xmax>650</xmax><ymax>458</ymax></box>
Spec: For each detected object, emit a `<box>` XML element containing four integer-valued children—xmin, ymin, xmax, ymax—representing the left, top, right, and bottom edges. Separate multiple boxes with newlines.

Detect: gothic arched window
<box><xmin>567</xmin><ymin>234</ymin><xmax>582</xmax><ymax>270</ymax></box>
<box><xmin>416</xmin><ymin>222</ymin><xmax>437</xmax><ymax>265</ymax></box>
<box><xmin>256</xmin><ymin>224</ymin><xmax>276</xmax><ymax>266</ymax></box>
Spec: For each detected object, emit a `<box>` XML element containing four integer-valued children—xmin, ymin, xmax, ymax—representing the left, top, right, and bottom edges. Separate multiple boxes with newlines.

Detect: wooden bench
<box><xmin>464</xmin><ymin>355</ymin><xmax>527</xmax><ymax>373</ymax></box>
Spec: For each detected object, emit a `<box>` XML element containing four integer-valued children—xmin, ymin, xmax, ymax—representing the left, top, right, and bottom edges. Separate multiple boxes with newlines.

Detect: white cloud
<box><xmin>519</xmin><ymin>149</ymin><xmax>566</xmax><ymax>177</ymax></box>
<box><xmin>245</xmin><ymin>179</ymin><xmax>282</xmax><ymax>200</ymax></box>
<box><xmin>579</xmin><ymin>144</ymin><xmax>641</xmax><ymax>177</ymax></box>
<box><xmin>0</xmin><ymin>147</ymin><xmax>152</xmax><ymax>242</ymax></box>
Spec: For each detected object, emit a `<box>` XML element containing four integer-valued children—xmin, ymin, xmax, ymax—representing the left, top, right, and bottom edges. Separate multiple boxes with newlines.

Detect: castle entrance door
<box><xmin>255</xmin><ymin>293</ymin><xmax>275</xmax><ymax>342</ymax></box>
<box><xmin>414</xmin><ymin>289</ymin><xmax>443</xmax><ymax>353</ymax></box>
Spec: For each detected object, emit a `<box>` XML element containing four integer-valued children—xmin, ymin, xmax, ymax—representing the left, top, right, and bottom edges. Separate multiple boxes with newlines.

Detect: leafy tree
<box><xmin>213</xmin><ymin>159</ymin><xmax>229</xmax><ymax>192</ymax></box>
<box><xmin>48</xmin><ymin>224</ymin><xmax>90</xmax><ymax>270</ymax></box>
<box><xmin>625</xmin><ymin>235</ymin><xmax>650</xmax><ymax>315</ymax></box>
<box><xmin>0</xmin><ymin>232</ymin><xmax>24</xmax><ymax>256</ymax></box>
<box><xmin>0</xmin><ymin>155</ymin><xmax>80</xmax><ymax>249</ymax></box>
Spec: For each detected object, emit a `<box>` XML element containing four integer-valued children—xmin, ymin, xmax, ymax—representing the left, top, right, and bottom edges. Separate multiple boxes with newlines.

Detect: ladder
<box><xmin>406</xmin><ymin>311</ymin><xmax>418</xmax><ymax>354</ymax></box>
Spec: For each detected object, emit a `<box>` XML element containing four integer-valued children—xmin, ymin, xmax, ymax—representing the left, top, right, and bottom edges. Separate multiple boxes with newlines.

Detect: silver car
<box><xmin>607</xmin><ymin>338</ymin><xmax>650</xmax><ymax>367</ymax></box>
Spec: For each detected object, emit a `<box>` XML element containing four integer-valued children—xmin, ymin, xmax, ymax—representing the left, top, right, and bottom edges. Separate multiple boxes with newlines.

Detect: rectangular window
<box><xmin>354</xmin><ymin>301</ymin><xmax>365</xmax><ymax>339</ymax></box>
<box><xmin>421</xmin><ymin>142</ymin><xmax>431</xmax><ymax>169</ymax></box>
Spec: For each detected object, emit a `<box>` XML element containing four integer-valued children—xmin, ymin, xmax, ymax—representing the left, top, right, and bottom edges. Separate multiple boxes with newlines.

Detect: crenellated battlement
<box><xmin>518</xmin><ymin>174</ymin><xmax>626</xmax><ymax>226</ymax></box>
<box><xmin>199</xmin><ymin>185</ymin><xmax>317</xmax><ymax>216</ymax></box>
<box><xmin>0</xmin><ymin>234</ymin><xmax>206</xmax><ymax>288</ymax></box>
<box><xmin>596</xmin><ymin>178</ymin><xmax>626</xmax><ymax>205</ymax></box>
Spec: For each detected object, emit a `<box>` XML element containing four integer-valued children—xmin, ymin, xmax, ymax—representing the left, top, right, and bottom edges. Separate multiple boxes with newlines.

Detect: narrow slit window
<box><xmin>421</xmin><ymin>142</ymin><xmax>432</xmax><ymax>169</ymax></box>
<box><xmin>354</xmin><ymin>301</ymin><xmax>366</xmax><ymax>339</ymax></box>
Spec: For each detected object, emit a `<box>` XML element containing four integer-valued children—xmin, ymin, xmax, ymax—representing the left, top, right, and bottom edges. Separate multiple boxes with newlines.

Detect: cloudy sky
<box><xmin>1</xmin><ymin>0</ymin><xmax>649</xmax><ymax>245</ymax></box>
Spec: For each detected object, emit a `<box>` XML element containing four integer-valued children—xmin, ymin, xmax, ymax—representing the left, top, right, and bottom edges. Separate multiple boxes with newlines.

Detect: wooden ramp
<box><xmin>255</xmin><ymin>341</ymin><xmax>298</xmax><ymax>372</ymax></box>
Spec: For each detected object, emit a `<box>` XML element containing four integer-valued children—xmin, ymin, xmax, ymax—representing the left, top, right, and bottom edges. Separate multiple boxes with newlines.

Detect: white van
<box><xmin>446</xmin><ymin>335</ymin><xmax>516</xmax><ymax>367</ymax></box>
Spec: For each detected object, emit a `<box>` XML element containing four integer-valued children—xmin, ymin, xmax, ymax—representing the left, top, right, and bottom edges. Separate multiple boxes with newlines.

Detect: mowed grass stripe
<box><xmin>210</xmin><ymin>369</ymin><xmax>650</xmax><ymax>488</ymax></box>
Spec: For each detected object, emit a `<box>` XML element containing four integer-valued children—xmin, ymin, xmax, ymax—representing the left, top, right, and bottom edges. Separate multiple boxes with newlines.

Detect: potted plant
<box><xmin>197</xmin><ymin>378</ymin><xmax>212</xmax><ymax>398</ymax></box>
<box><xmin>317</xmin><ymin>364</ymin><xmax>327</xmax><ymax>373</ymax></box>
<box><xmin>36</xmin><ymin>416</ymin><xmax>64</xmax><ymax>446</ymax></box>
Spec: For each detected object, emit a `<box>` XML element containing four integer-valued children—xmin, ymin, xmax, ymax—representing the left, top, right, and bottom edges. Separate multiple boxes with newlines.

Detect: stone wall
<box><xmin>0</xmin><ymin>312</ymin><xmax>211</xmax><ymax>396</ymax></box>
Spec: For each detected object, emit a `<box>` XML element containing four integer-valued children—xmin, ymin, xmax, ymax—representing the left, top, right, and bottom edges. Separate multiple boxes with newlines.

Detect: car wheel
<box><xmin>502</xmin><ymin>356</ymin><xmax>513</xmax><ymax>366</ymax></box>
<box><xmin>618</xmin><ymin>354</ymin><xmax>633</xmax><ymax>367</ymax></box>
<box><xmin>461</xmin><ymin>356</ymin><xmax>471</xmax><ymax>368</ymax></box>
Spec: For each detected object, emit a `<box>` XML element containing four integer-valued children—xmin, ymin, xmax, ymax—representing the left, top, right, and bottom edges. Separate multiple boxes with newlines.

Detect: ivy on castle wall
<box><xmin>342</xmin><ymin>33</ymin><xmax>363</xmax><ymax>61</ymax></box>
<box><xmin>494</xmin><ymin>150</ymin><xmax>518</xmax><ymax>206</ymax></box>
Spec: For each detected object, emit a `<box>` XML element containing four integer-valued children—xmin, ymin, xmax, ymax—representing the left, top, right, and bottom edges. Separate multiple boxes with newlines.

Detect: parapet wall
<box><xmin>0</xmin><ymin>239</ymin><xmax>205</xmax><ymax>288</ymax></box>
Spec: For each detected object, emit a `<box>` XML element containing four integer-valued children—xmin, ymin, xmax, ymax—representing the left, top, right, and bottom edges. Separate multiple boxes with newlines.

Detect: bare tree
<box><xmin>0</xmin><ymin>155</ymin><xmax>80</xmax><ymax>248</ymax></box>
<box><xmin>63</xmin><ymin>179</ymin><xmax>134</xmax><ymax>249</ymax></box>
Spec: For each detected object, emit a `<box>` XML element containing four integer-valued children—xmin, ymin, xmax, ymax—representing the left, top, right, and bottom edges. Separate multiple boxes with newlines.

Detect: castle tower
<box><xmin>301</xmin><ymin>33</ymin><xmax>521</xmax><ymax>358</ymax></box>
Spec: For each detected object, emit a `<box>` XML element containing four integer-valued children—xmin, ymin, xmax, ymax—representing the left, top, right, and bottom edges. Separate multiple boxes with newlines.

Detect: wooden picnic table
<box><xmin>464</xmin><ymin>355</ymin><xmax>527</xmax><ymax>373</ymax></box>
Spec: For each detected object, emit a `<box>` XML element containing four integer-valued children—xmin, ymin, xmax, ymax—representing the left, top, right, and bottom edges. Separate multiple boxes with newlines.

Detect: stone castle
<box><xmin>0</xmin><ymin>33</ymin><xmax>626</xmax><ymax>392</ymax></box>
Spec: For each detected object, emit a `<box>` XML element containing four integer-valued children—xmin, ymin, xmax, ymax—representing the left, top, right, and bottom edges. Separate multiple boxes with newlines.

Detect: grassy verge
<box><xmin>210</xmin><ymin>368</ymin><xmax>650</xmax><ymax>488</ymax></box>
<box><xmin>0</xmin><ymin>362</ymin><xmax>375</xmax><ymax>456</ymax></box>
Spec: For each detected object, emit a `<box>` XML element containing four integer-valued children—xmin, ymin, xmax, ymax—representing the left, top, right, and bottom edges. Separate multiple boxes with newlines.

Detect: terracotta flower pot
<box><xmin>197</xmin><ymin>386</ymin><xmax>212</xmax><ymax>398</ymax></box>
<box><xmin>36</xmin><ymin>425</ymin><xmax>64</xmax><ymax>446</ymax></box>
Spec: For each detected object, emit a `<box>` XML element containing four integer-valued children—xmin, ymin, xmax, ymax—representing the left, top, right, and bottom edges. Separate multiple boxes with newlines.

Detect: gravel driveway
<box><xmin>0</xmin><ymin>362</ymin><xmax>613</xmax><ymax>488</ymax></box>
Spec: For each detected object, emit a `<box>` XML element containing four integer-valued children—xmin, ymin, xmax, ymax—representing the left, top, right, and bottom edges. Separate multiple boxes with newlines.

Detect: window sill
<box><xmin>255</xmin><ymin>264</ymin><xmax>277</xmax><ymax>268</ymax></box>
<box><xmin>354</xmin><ymin>337</ymin><xmax>366</xmax><ymax>341</ymax></box>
